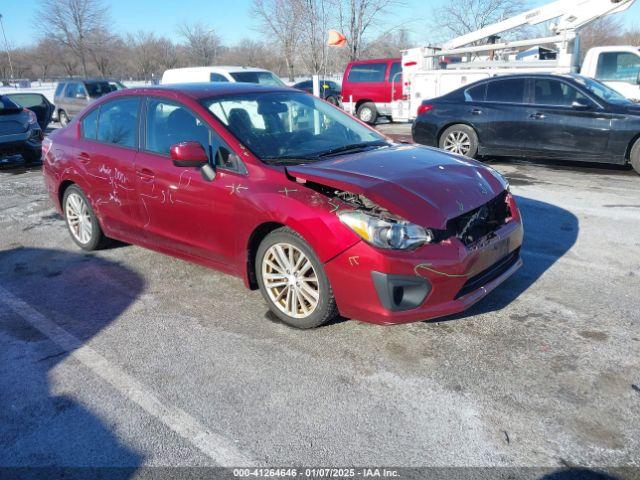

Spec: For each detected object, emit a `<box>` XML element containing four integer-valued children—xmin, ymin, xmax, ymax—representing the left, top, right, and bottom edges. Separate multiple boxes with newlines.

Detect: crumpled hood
<box><xmin>286</xmin><ymin>144</ymin><xmax>508</xmax><ymax>229</ymax></box>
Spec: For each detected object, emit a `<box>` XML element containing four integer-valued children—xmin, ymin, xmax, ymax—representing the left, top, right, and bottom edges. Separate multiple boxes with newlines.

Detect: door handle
<box><xmin>78</xmin><ymin>152</ymin><xmax>91</xmax><ymax>164</ymax></box>
<box><xmin>470</xmin><ymin>108</ymin><xmax>483</xmax><ymax>115</ymax></box>
<box><xmin>529</xmin><ymin>112</ymin><xmax>546</xmax><ymax>120</ymax></box>
<box><xmin>136</xmin><ymin>168</ymin><xmax>155</xmax><ymax>182</ymax></box>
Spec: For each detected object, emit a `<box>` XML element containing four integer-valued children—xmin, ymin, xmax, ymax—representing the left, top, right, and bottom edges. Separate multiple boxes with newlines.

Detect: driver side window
<box><xmin>145</xmin><ymin>98</ymin><xmax>245</xmax><ymax>173</ymax></box>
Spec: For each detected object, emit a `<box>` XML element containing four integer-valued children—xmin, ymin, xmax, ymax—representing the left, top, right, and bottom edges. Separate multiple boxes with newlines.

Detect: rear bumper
<box><xmin>324</xmin><ymin>200</ymin><xmax>524</xmax><ymax>325</ymax></box>
<box><xmin>0</xmin><ymin>129</ymin><xmax>43</xmax><ymax>156</ymax></box>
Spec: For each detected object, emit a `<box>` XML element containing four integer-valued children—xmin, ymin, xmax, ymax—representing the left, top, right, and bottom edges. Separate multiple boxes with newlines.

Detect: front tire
<box><xmin>357</xmin><ymin>102</ymin><xmax>378</xmax><ymax>124</ymax></box>
<box><xmin>439</xmin><ymin>124</ymin><xmax>479</xmax><ymax>158</ymax></box>
<box><xmin>630</xmin><ymin>138</ymin><xmax>640</xmax><ymax>175</ymax></box>
<box><xmin>256</xmin><ymin>228</ymin><xmax>338</xmax><ymax>329</ymax></box>
<box><xmin>63</xmin><ymin>185</ymin><xmax>108</xmax><ymax>251</ymax></box>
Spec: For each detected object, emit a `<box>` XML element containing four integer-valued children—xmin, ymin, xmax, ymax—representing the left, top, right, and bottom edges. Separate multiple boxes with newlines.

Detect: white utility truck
<box><xmin>392</xmin><ymin>0</ymin><xmax>640</xmax><ymax>122</ymax></box>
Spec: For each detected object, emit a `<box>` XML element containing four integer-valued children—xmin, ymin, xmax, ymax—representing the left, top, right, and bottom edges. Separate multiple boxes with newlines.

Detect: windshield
<box><xmin>573</xmin><ymin>76</ymin><xmax>631</xmax><ymax>105</ymax></box>
<box><xmin>201</xmin><ymin>91</ymin><xmax>386</xmax><ymax>163</ymax></box>
<box><xmin>85</xmin><ymin>81</ymin><xmax>112</xmax><ymax>98</ymax></box>
<box><xmin>229</xmin><ymin>71</ymin><xmax>286</xmax><ymax>87</ymax></box>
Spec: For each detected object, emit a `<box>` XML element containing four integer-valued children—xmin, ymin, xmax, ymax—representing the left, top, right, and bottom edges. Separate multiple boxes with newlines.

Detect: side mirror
<box><xmin>170</xmin><ymin>141</ymin><xmax>209</xmax><ymax>167</ymax></box>
<box><xmin>571</xmin><ymin>99</ymin><xmax>592</xmax><ymax>111</ymax></box>
<box><xmin>75</xmin><ymin>92</ymin><xmax>87</xmax><ymax>99</ymax></box>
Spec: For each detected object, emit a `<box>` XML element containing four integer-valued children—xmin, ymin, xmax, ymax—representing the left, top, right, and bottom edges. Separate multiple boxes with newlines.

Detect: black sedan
<box><xmin>412</xmin><ymin>73</ymin><xmax>640</xmax><ymax>175</ymax></box>
<box><xmin>292</xmin><ymin>79</ymin><xmax>341</xmax><ymax>105</ymax></box>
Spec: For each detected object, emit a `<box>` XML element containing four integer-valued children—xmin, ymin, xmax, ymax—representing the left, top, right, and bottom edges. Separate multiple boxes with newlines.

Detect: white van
<box><xmin>161</xmin><ymin>66</ymin><xmax>286</xmax><ymax>86</ymax></box>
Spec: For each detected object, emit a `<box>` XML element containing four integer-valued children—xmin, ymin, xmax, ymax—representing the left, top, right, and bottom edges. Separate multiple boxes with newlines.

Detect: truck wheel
<box><xmin>58</xmin><ymin>110</ymin><xmax>69</xmax><ymax>127</ymax></box>
<box><xmin>357</xmin><ymin>102</ymin><xmax>378</xmax><ymax>124</ymax></box>
<box><xmin>256</xmin><ymin>228</ymin><xmax>339</xmax><ymax>329</ymax></box>
<box><xmin>631</xmin><ymin>139</ymin><xmax>640</xmax><ymax>175</ymax></box>
<box><xmin>439</xmin><ymin>124</ymin><xmax>479</xmax><ymax>158</ymax></box>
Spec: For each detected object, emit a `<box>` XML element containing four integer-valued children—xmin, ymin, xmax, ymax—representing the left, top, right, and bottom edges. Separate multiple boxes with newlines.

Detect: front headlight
<box><xmin>338</xmin><ymin>210</ymin><xmax>435</xmax><ymax>250</ymax></box>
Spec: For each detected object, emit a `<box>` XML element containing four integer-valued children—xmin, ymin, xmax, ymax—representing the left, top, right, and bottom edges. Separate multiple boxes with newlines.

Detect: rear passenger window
<box><xmin>210</xmin><ymin>73</ymin><xmax>229</xmax><ymax>82</ymax></box>
<box><xmin>55</xmin><ymin>83</ymin><xmax>66</xmax><ymax>97</ymax></box>
<box><xmin>97</xmin><ymin>97</ymin><xmax>140</xmax><ymax>148</ymax></box>
<box><xmin>465</xmin><ymin>83</ymin><xmax>487</xmax><ymax>102</ymax></box>
<box><xmin>486</xmin><ymin>78</ymin><xmax>526</xmax><ymax>103</ymax></box>
<box><xmin>82</xmin><ymin>108</ymin><xmax>99</xmax><ymax>140</ymax></box>
<box><xmin>347</xmin><ymin>63</ymin><xmax>387</xmax><ymax>83</ymax></box>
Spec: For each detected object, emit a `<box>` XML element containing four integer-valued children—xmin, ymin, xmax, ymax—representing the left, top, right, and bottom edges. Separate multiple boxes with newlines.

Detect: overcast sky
<box><xmin>2</xmin><ymin>0</ymin><xmax>639</xmax><ymax>48</ymax></box>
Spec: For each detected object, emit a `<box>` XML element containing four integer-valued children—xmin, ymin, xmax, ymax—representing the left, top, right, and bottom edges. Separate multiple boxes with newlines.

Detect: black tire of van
<box><xmin>357</xmin><ymin>102</ymin><xmax>378</xmax><ymax>124</ymax></box>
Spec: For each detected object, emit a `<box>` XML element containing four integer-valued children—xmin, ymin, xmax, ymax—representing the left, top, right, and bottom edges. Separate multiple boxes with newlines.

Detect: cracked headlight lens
<box><xmin>338</xmin><ymin>211</ymin><xmax>434</xmax><ymax>250</ymax></box>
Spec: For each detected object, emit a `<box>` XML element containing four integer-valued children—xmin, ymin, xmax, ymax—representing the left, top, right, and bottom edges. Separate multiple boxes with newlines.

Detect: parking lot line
<box><xmin>0</xmin><ymin>284</ymin><xmax>254</xmax><ymax>467</ymax></box>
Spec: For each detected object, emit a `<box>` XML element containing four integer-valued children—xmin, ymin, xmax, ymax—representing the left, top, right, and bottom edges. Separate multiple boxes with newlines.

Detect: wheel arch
<box><xmin>58</xmin><ymin>179</ymin><xmax>76</xmax><ymax>213</ymax></box>
<box><xmin>245</xmin><ymin>222</ymin><xmax>286</xmax><ymax>290</ymax></box>
<box><xmin>355</xmin><ymin>99</ymin><xmax>374</xmax><ymax>111</ymax></box>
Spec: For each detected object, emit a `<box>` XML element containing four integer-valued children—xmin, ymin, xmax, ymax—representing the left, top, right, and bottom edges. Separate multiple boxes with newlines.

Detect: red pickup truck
<box><xmin>341</xmin><ymin>58</ymin><xmax>402</xmax><ymax>124</ymax></box>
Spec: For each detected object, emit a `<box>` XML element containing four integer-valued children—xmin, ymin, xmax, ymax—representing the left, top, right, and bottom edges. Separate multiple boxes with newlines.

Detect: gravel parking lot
<box><xmin>0</xmin><ymin>124</ymin><xmax>639</xmax><ymax>477</ymax></box>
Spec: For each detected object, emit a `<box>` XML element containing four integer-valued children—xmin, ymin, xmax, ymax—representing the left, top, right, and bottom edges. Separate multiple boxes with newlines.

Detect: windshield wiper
<box><xmin>315</xmin><ymin>141</ymin><xmax>390</xmax><ymax>158</ymax></box>
<box><xmin>263</xmin><ymin>155</ymin><xmax>318</xmax><ymax>165</ymax></box>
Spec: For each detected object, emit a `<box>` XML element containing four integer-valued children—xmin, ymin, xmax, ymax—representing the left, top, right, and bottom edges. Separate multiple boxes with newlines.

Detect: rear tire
<box><xmin>256</xmin><ymin>228</ymin><xmax>338</xmax><ymax>329</ymax></box>
<box><xmin>357</xmin><ymin>102</ymin><xmax>378</xmax><ymax>124</ymax></box>
<box><xmin>630</xmin><ymin>138</ymin><xmax>640</xmax><ymax>175</ymax></box>
<box><xmin>62</xmin><ymin>185</ymin><xmax>108</xmax><ymax>251</ymax></box>
<box><xmin>58</xmin><ymin>110</ymin><xmax>69</xmax><ymax>127</ymax></box>
<box><xmin>439</xmin><ymin>124</ymin><xmax>479</xmax><ymax>158</ymax></box>
<box><xmin>326</xmin><ymin>95</ymin><xmax>339</xmax><ymax>106</ymax></box>
<box><xmin>22</xmin><ymin>148</ymin><xmax>41</xmax><ymax>165</ymax></box>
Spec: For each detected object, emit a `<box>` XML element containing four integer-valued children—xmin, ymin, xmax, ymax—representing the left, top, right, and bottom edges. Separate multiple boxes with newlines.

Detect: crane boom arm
<box><xmin>444</xmin><ymin>0</ymin><xmax>635</xmax><ymax>50</ymax></box>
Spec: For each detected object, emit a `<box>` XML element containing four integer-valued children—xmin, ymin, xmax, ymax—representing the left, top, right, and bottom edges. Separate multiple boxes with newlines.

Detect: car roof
<box><xmin>471</xmin><ymin>72</ymin><xmax>587</xmax><ymax>82</ymax></box>
<box><xmin>347</xmin><ymin>58</ymin><xmax>400</xmax><ymax>65</ymax></box>
<box><xmin>57</xmin><ymin>78</ymin><xmax>110</xmax><ymax>84</ymax></box>
<box><xmin>164</xmin><ymin>66</ymin><xmax>274</xmax><ymax>74</ymax></box>
<box><xmin>117</xmin><ymin>82</ymin><xmax>294</xmax><ymax>100</ymax></box>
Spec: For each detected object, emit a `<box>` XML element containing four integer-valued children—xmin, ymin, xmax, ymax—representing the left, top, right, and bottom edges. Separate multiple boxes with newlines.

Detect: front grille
<box><xmin>455</xmin><ymin>247</ymin><xmax>520</xmax><ymax>300</ymax></box>
<box><xmin>438</xmin><ymin>191</ymin><xmax>510</xmax><ymax>246</ymax></box>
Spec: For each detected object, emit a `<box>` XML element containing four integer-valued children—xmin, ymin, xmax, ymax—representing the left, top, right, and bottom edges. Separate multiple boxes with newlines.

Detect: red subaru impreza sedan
<box><xmin>43</xmin><ymin>83</ymin><xmax>523</xmax><ymax>328</ymax></box>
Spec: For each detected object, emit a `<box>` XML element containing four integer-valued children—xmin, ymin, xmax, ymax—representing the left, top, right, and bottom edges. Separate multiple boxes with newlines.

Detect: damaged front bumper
<box><xmin>324</xmin><ymin>203</ymin><xmax>524</xmax><ymax>325</ymax></box>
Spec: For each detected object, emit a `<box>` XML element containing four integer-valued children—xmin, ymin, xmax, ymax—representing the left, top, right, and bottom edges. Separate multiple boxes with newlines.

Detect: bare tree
<box><xmin>579</xmin><ymin>16</ymin><xmax>625</xmax><ymax>57</ymax></box>
<box><xmin>178</xmin><ymin>22</ymin><xmax>221</xmax><ymax>66</ymax></box>
<box><xmin>298</xmin><ymin>0</ymin><xmax>332</xmax><ymax>74</ymax></box>
<box><xmin>334</xmin><ymin>0</ymin><xmax>403</xmax><ymax>61</ymax></box>
<box><xmin>430</xmin><ymin>0</ymin><xmax>528</xmax><ymax>45</ymax></box>
<box><xmin>362</xmin><ymin>27</ymin><xmax>412</xmax><ymax>58</ymax></box>
<box><xmin>252</xmin><ymin>0</ymin><xmax>302</xmax><ymax>80</ymax></box>
<box><xmin>37</xmin><ymin>0</ymin><xmax>109</xmax><ymax>76</ymax></box>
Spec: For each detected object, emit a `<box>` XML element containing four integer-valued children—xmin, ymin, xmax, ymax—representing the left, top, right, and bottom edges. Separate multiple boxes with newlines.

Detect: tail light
<box><xmin>24</xmin><ymin>108</ymin><xmax>38</xmax><ymax>125</ymax></box>
<box><xmin>42</xmin><ymin>137</ymin><xmax>53</xmax><ymax>159</ymax></box>
<box><xmin>417</xmin><ymin>104</ymin><xmax>434</xmax><ymax>116</ymax></box>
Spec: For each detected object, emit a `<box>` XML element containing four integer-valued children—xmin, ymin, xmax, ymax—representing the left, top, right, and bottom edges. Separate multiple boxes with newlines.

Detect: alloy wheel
<box><xmin>359</xmin><ymin>107</ymin><xmax>373</xmax><ymax>123</ymax></box>
<box><xmin>262</xmin><ymin>243</ymin><xmax>320</xmax><ymax>319</ymax></box>
<box><xmin>443</xmin><ymin>131</ymin><xmax>471</xmax><ymax>155</ymax></box>
<box><xmin>65</xmin><ymin>192</ymin><xmax>93</xmax><ymax>244</ymax></box>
